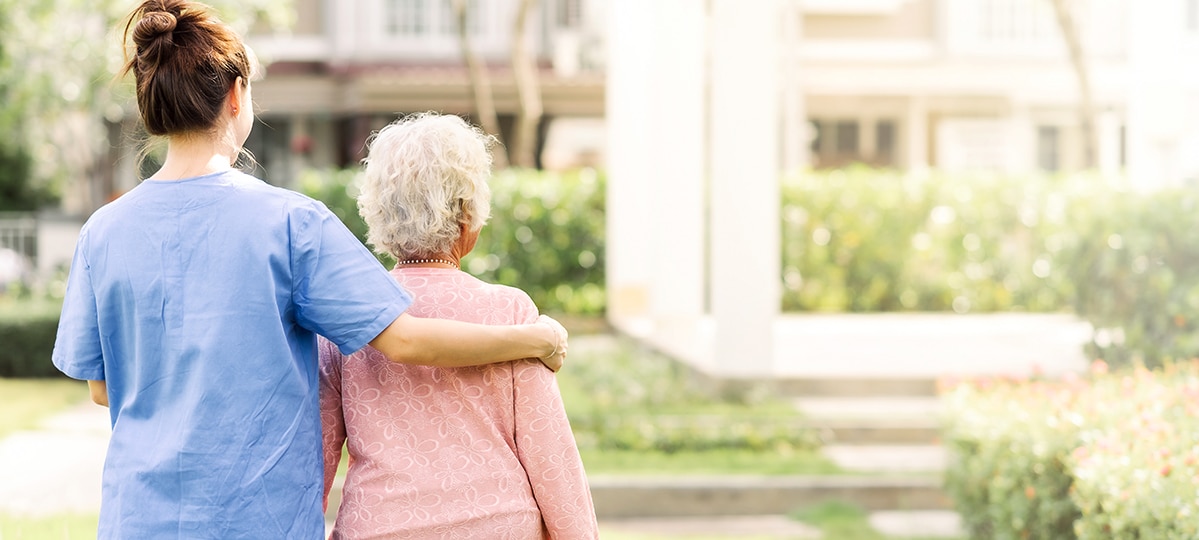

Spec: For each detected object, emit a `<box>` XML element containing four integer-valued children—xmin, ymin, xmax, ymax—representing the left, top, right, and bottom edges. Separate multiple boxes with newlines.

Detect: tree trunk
<box><xmin>509</xmin><ymin>0</ymin><xmax>543</xmax><ymax>169</ymax></box>
<box><xmin>1049</xmin><ymin>0</ymin><xmax>1097</xmax><ymax>170</ymax></box>
<box><xmin>451</xmin><ymin>0</ymin><xmax>508</xmax><ymax>169</ymax></box>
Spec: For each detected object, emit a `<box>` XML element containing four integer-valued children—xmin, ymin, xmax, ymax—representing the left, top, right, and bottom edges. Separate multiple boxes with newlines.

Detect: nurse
<box><xmin>50</xmin><ymin>1</ymin><xmax>567</xmax><ymax>538</ymax></box>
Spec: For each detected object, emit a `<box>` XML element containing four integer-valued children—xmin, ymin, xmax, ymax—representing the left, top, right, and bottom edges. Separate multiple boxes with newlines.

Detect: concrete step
<box><xmin>600</xmin><ymin>515</ymin><xmax>821</xmax><ymax>538</ymax></box>
<box><xmin>588</xmin><ymin>475</ymin><xmax>951</xmax><ymax>519</ymax></box>
<box><xmin>822</xmin><ymin>444</ymin><xmax>948</xmax><ymax>473</ymax></box>
<box><xmin>795</xmin><ymin>396</ymin><xmax>944</xmax><ymax>446</ymax></box>
<box><xmin>776</xmin><ymin>377</ymin><xmax>939</xmax><ymax>398</ymax></box>
<box><xmin>793</xmin><ymin>396</ymin><xmax>943</xmax><ymax>421</ymax></box>
<box><xmin>813</xmin><ymin>418</ymin><xmax>941</xmax><ymax>445</ymax></box>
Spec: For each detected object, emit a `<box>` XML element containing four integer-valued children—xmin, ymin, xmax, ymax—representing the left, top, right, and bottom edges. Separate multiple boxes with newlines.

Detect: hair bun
<box><xmin>133</xmin><ymin>11</ymin><xmax>178</xmax><ymax>48</ymax></box>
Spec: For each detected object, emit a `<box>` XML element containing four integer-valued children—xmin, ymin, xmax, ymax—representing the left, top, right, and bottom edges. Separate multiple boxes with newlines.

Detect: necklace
<box><xmin>396</xmin><ymin>258</ymin><xmax>459</xmax><ymax>269</ymax></box>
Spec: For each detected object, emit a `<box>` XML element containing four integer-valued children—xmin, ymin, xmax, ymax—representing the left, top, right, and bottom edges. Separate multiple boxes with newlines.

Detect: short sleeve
<box><xmin>290</xmin><ymin>202</ymin><xmax>412</xmax><ymax>354</ymax></box>
<box><xmin>52</xmin><ymin>228</ymin><xmax>105</xmax><ymax>381</ymax></box>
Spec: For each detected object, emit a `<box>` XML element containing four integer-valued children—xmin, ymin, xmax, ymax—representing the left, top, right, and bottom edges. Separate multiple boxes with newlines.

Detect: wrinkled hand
<box><xmin>537</xmin><ymin>315</ymin><xmax>568</xmax><ymax>372</ymax></box>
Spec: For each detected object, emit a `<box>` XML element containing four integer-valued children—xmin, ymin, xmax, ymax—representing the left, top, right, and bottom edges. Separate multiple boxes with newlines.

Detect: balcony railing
<box><xmin>944</xmin><ymin>0</ymin><xmax>1128</xmax><ymax>59</ymax></box>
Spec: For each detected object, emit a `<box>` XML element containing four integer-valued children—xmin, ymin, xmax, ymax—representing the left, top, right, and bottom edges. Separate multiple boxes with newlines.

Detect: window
<box><xmin>1189</xmin><ymin>0</ymin><xmax>1199</xmax><ymax>33</ymax></box>
<box><xmin>439</xmin><ymin>0</ymin><xmax>483</xmax><ymax>35</ymax></box>
<box><xmin>557</xmin><ymin>0</ymin><xmax>583</xmax><ymax>29</ymax></box>
<box><xmin>876</xmin><ymin>120</ymin><xmax>896</xmax><ymax>162</ymax></box>
<box><xmin>385</xmin><ymin>0</ymin><xmax>429</xmax><ymax>36</ymax></box>
<box><xmin>1037</xmin><ymin>125</ymin><xmax>1060</xmax><ymax>171</ymax></box>
<box><xmin>835</xmin><ymin>120</ymin><xmax>860</xmax><ymax>155</ymax></box>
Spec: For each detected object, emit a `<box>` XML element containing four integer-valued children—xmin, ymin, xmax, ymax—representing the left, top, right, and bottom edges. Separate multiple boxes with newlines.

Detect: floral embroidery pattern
<box><xmin>320</xmin><ymin>268</ymin><xmax>599</xmax><ymax>539</ymax></box>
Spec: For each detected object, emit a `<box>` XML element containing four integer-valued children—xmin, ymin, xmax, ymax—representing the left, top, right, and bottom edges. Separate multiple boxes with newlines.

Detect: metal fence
<box><xmin>0</xmin><ymin>211</ymin><xmax>38</xmax><ymax>262</ymax></box>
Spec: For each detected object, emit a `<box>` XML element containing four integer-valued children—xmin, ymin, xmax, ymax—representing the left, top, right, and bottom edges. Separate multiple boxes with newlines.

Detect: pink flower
<box><xmin>1091</xmin><ymin>359</ymin><xmax>1109</xmax><ymax>376</ymax></box>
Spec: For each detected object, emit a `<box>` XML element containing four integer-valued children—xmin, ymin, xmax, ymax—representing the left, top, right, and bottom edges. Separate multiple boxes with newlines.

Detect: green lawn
<box><xmin>0</xmin><ymin>514</ymin><xmax>99</xmax><ymax>540</ymax></box>
<box><xmin>0</xmin><ymin>378</ymin><xmax>89</xmax><ymax>439</ymax></box>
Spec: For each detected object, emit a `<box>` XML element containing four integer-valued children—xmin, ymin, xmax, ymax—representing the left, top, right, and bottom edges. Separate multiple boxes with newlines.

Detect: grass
<box><xmin>791</xmin><ymin>501</ymin><xmax>964</xmax><ymax>540</ymax></box>
<box><xmin>557</xmin><ymin>335</ymin><xmax>829</xmax><ymax>474</ymax></box>
<box><xmin>0</xmin><ymin>514</ymin><xmax>99</xmax><ymax>540</ymax></box>
<box><xmin>0</xmin><ymin>378</ymin><xmax>89</xmax><ymax>439</ymax></box>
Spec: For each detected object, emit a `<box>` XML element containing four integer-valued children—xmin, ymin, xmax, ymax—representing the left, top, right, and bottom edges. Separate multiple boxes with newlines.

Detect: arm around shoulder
<box><xmin>368</xmin><ymin>313</ymin><xmax>568</xmax><ymax>371</ymax></box>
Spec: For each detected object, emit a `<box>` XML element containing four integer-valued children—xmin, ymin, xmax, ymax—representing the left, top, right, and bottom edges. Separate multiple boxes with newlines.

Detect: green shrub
<box><xmin>0</xmin><ymin>299</ymin><xmax>62</xmax><ymax>377</ymax></box>
<box><xmin>780</xmin><ymin>169</ymin><xmax>1079</xmax><ymax>313</ymax></box>
<box><xmin>299</xmin><ymin>167</ymin><xmax>606</xmax><ymax>315</ymax></box>
<box><xmin>783</xmin><ymin>169</ymin><xmax>1199</xmax><ymax>369</ymax></box>
<box><xmin>942</xmin><ymin>375</ymin><xmax>1085</xmax><ymax>539</ymax></box>
<box><xmin>558</xmin><ymin>336</ymin><xmax>820</xmax><ymax>454</ymax></box>
<box><xmin>942</xmin><ymin>363</ymin><xmax>1199</xmax><ymax>539</ymax></box>
<box><xmin>1061</xmin><ymin>186</ymin><xmax>1199</xmax><ymax>369</ymax></box>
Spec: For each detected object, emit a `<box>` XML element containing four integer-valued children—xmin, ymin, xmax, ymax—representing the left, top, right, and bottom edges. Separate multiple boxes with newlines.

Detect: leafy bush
<box><xmin>558</xmin><ymin>336</ymin><xmax>820</xmax><ymax>454</ymax></box>
<box><xmin>780</xmin><ymin>169</ymin><xmax>1080</xmax><ymax>313</ymax></box>
<box><xmin>783</xmin><ymin>169</ymin><xmax>1199</xmax><ymax>368</ymax></box>
<box><xmin>942</xmin><ymin>363</ymin><xmax>1199</xmax><ymax>539</ymax></box>
<box><xmin>299</xmin><ymin>168</ymin><xmax>605</xmax><ymax>315</ymax></box>
<box><xmin>0</xmin><ymin>299</ymin><xmax>62</xmax><ymax>377</ymax></box>
<box><xmin>1062</xmin><ymin>186</ymin><xmax>1199</xmax><ymax>369</ymax></box>
<box><xmin>942</xmin><ymin>374</ymin><xmax>1086</xmax><ymax>539</ymax></box>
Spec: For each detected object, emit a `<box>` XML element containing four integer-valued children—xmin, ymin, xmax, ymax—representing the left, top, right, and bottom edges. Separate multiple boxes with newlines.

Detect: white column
<box><xmin>708</xmin><ymin>0</ymin><xmax>781</xmax><ymax>378</ymax></box>
<box><xmin>649</xmin><ymin>0</ymin><xmax>707</xmax><ymax>328</ymax></box>
<box><xmin>1127</xmin><ymin>1</ymin><xmax>1185</xmax><ymax>188</ymax></box>
<box><xmin>780</xmin><ymin>0</ymin><xmax>807</xmax><ymax>173</ymax></box>
<box><xmin>1007</xmin><ymin>103</ymin><xmax>1033</xmax><ymax>175</ymax></box>
<box><xmin>605</xmin><ymin>0</ymin><xmax>657</xmax><ymax>329</ymax></box>
<box><xmin>905</xmin><ymin>96</ymin><xmax>929</xmax><ymax>173</ymax></box>
<box><xmin>1096</xmin><ymin>110</ymin><xmax>1121</xmax><ymax>179</ymax></box>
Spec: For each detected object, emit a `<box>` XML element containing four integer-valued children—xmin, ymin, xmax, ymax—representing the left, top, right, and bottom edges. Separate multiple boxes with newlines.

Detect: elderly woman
<box><xmin>319</xmin><ymin>113</ymin><xmax>599</xmax><ymax>539</ymax></box>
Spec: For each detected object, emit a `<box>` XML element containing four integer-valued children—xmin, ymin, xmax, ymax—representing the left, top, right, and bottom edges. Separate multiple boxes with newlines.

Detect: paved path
<box><xmin>0</xmin><ymin>400</ymin><xmax>109</xmax><ymax>516</ymax></box>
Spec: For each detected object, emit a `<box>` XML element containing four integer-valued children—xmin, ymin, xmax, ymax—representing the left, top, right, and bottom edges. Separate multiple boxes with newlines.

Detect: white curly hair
<box><xmin>358</xmin><ymin>112</ymin><xmax>494</xmax><ymax>259</ymax></box>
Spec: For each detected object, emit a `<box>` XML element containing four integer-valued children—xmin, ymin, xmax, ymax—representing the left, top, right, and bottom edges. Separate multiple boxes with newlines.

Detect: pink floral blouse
<box><xmin>319</xmin><ymin>267</ymin><xmax>598</xmax><ymax>539</ymax></box>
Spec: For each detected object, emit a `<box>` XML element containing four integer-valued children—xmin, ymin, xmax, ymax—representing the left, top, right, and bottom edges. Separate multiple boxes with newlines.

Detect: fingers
<box><xmin>537</xmin><ymin>315</ymin><xmax>569</xmax><ymax>372</ymax></box>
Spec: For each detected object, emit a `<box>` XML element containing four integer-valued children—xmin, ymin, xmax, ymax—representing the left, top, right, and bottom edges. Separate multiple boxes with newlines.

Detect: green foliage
<box><xmin>1061</xmin><ymin>186</ymin><xmax>1199</xmax><ymax>369</ymax></box>
<box><xmin>300</xmin><ymin>167</ymin><xmax>606</xmax><ymax>315</ymax></box>
<box><xmin>297</xmin><ymin>168</ymin><xmax>373</xmax><ymax>249</ymax></box>
<box><xmin>0</xmin><ymin>299</ymin><xmax>63</xmax><ymax>377</ymax></box>
<box><xmin>0</xmin><ymin>143</ymin><xmax>55</xmax><ymax>211</ymax></box>
<box><xmin>0</xmin><ymin>0</ymin><xmax>294</xmax><ymax>203</ymax></box>
<box><xmin>942</xmin><ymin>363</ymin><xmax>1199</xmax><ymax>539</ymax></box>
<box><xmin>942</xmin><ymin>375</ymin><xmax>1084</xmax><ymax>539</ymax></box>
<box><xmin>558</xmin><ymin>336</ymin><xmax>820</xmax><ymax>455</ymax></box>
<box><xmin>783</xmin><ymin>169</ymin><xmax>1199</xmax><ymax>369</ymax></box>
<box><xmin>780</xmin><ymin>169</ymin><xmax>1077</xmax><ymax>313</ymax></box>
<box><xmin>464</xmin><ymin>169</ymin><xmax>605</xmax><ymax>315</ymax></box>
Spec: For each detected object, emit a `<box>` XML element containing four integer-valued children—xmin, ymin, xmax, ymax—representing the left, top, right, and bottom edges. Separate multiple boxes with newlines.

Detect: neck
<box><xmin>149</xmin><ymin>134</ymin><xmax>239</xmax><ymax>181</ymax></box>
<box><xmin>394</xmin><ymin>254</ymin><xmax>459</xmax><ymax>269</ymax></box>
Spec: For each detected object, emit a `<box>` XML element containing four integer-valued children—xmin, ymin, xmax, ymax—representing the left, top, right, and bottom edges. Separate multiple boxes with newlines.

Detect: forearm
<box><xmin>87</xmin><ymin>380</ymin><xmax>108</xmax><ymax>407</ymax></box>
<box><xmin>369</xmin><ymin>313</ymin><xmax>560</xmax><ymax>369</ymax></box>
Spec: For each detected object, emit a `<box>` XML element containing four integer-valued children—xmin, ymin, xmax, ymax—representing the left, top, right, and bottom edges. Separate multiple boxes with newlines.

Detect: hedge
<box><xmin>300</xmin><ymin>167</ymin><xmax>606</xmax><ymax>315</ymax></box>
<box><xmin>942</xmin><ymin>362</ymin><xmax>1199</xmax><ymax>539</ymax></box>
<box><xmin>0</xmin><ymin>300</ymin><xmax>63</xmax><ymax>377</ymax></box>
<box><xmin>305</xmin><ymin>166</ymin><xmax>1199</xmax><ymax>368</ymax></box>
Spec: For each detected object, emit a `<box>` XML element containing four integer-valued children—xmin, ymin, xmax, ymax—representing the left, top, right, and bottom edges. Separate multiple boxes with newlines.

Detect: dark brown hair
<box><xmin>121</xmin><ymin>0</ymin><xmax>254</xmax><ymax>136</ymax></box>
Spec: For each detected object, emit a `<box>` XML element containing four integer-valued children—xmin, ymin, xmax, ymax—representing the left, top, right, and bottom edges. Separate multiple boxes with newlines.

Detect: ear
<box><xmin>228</xmin><ymin>77</ymin><xmax>246</xmax><ymax>115</ymax></box>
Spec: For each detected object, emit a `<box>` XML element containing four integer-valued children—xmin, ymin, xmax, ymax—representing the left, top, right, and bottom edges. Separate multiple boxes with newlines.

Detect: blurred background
<box><xmin>4</xmin><ymin>1</ymin><xmax>1199</xmax><ymax>538</ymax></box>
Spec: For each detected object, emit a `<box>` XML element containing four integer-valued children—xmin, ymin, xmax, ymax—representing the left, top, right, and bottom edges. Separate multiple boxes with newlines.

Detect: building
<box><xmin>240</xmin><ymin>0</ymin><xmax>606</xmax><ymax>187</ymax></box>
<box><xmin>795</xmin><ymin>0</ymin><xmax>1199</xmax><ymax>184</ymax></box>
<box><xmin>604</xmin><ymin>0</ymin><xmax>1199</xmax><ymax>378</ymax></box>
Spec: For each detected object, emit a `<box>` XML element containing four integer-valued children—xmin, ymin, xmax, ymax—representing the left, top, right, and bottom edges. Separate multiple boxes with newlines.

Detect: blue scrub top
<box><xmin>52</xmin><ymin>170</ymin><xmax>411</xmax><ymax>539</ymax></box>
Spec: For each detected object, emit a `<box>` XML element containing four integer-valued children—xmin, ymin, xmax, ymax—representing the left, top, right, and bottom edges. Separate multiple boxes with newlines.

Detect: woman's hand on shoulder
<box><xmin>537</xmin><ymin>315</ymin><xmax>568</xmax><ymax>373</ymax></box>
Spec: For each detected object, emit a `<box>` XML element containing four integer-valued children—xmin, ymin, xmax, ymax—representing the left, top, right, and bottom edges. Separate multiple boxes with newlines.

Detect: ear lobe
<box><xmin>229</xmin><ymin>77</ymin><xmax>246</xmax><ymax>115</ymax></box>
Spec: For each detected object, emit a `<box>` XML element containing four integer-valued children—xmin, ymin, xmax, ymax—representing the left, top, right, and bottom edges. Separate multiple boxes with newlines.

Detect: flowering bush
<box><xmin>942</xmin><ymin>362</ymin><xmax>1199</xmax><ymax>539</ymax></box>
